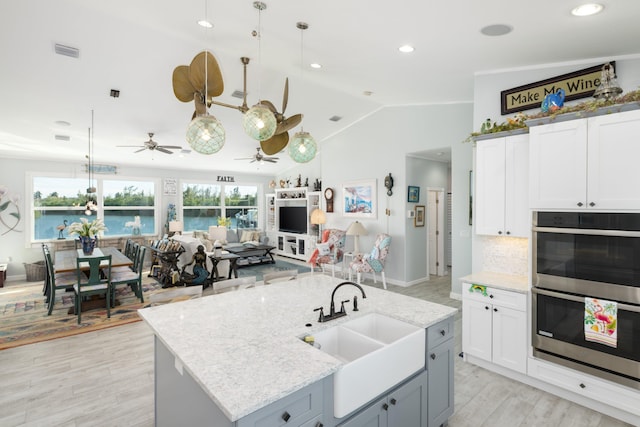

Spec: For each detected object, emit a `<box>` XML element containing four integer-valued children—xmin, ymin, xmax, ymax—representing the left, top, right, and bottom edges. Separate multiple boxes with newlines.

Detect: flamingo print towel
<box><xmin>584</xmin><ymin>297</ymin><xmax>618</xmax><ymax>348</ymax></box>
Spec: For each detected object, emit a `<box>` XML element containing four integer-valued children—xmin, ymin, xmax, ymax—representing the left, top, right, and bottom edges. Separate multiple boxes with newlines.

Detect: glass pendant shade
<box><xmin>289</xmin><ymin>131</ymin><xmax>317</xmax><ymax>163</ymax></box>
<box><xmin>243</xmin><ymin>104</ymin><xmax>277</xmax><ymax>141</ymax></box>
<box><xmin>186</xmin><ymin>114</ymin><xmax>226</xmax><ymax>154</ymax></box>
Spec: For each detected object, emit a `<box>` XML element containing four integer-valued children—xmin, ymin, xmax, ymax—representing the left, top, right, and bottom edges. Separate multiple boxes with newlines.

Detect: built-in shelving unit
<box><xmin>265</xmin><ymin>187</ymin><xmax>321</xmax><ymax>261</ymax></box>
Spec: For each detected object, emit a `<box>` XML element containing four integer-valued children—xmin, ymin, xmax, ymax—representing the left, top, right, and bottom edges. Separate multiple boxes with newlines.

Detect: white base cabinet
<box><xmin>474</xmin><ymin>133</ymin><xmax>529</xmax><ymax>237</ymax></box>
<box><xmin>530</xmin><ymin>109</ymin><xmax>640</xmax><ymax>210</ymax></box>
<box><xmin>462</xmin><ymin>284</ymin><xmax>527</xmax><ymax>374</ymax></box>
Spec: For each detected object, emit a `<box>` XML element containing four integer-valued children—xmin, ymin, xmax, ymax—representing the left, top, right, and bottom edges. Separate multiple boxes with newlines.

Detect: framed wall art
<box><xmin>342</xmin><ymin>179</ymin><xmax>377</xmax><ymax>219</ymax></box>
<box><xmin>407</xmin><ymin>185</ymin><xmax>420</xmax><ymax>203</ymax></box>
<box><xmin>414</xmin><ymin>205</ymin><xmax>425</xmax><ymax>227</ymax></box>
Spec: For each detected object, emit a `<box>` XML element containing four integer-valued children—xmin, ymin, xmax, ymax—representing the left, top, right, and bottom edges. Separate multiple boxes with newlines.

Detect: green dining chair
<box><xmin>110</xmin><ymin>246</ymin><xmax>146</xmax><ymax>305</ymax></box>
<box><xmin>43</xmin><ymin>245</ymin><xmax>76</xmax><ymax>315</ymax></box>
<box><xmin>74</xmin><ymin>255</ymin><xmax>112</xmax><ymax>324</ymax></box>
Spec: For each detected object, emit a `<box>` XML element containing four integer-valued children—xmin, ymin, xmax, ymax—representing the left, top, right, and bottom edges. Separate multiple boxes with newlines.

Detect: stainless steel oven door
<box><xmin>532</xmin><ymin>287</ymin><xmax>640</xmax><ymax>389</ymax></box>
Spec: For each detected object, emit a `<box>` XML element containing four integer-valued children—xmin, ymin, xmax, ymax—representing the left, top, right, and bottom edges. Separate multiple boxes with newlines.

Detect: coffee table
<box><xmin>225</xmin><ymin>245</ymin><xmax>276</xmax><ymax>266</ymax></box>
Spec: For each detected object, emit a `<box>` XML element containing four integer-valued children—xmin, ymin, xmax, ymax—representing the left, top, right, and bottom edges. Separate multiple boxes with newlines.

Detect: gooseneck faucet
<box><xmin>319</xmin><ymin>281</ymin><xmax>367</xmax><ymax>322</ymax></box>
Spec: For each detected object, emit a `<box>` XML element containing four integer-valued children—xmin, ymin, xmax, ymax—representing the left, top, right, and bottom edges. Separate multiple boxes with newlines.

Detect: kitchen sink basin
<box><xmin>311</xmin><ymin>313</ymin><xmax>425</xmax><ymax>418</ymax></box>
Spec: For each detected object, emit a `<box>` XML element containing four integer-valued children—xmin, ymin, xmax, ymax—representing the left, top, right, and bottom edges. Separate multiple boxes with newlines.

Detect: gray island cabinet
<box><xmin>139</xmin><ymin>275</ymin><xmax>457</xmax><ymax>427</ymax></box>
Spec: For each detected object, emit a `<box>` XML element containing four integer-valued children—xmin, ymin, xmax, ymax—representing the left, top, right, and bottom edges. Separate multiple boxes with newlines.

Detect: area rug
<box><xmin>0</xmin><ymin>259</ymin><xmax>308</xmax><ymax>350</ymax></box>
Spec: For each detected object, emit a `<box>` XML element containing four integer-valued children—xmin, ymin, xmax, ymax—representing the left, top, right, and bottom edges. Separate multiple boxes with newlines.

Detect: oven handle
<box><xmin>532</xmin><ymin>226</ymin><xmax>640</xmax><ymax>237</ymax></box>
<box><xmin>533</xmin><ymin>287</ymin><xmax>640</xmax><ymax>313</ymax></box>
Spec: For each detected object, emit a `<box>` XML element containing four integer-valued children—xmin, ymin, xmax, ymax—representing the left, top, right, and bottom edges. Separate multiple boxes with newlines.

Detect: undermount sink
<box><xmin>310</xmin><ymin>313</ymin><xmax>425</xmax><ymax>418</ymax></box>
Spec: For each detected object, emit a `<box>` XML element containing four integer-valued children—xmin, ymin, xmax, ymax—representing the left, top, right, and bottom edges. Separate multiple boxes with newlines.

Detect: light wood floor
<box><xmin>0</xmin><ymin>271</ymin><xmax>632</xmax><ymax>427</ymax></box>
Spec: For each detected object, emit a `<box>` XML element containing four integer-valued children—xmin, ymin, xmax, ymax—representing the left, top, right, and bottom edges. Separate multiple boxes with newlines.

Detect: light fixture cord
<box><xmin>204</xmin><ymin>0</ymin><xmax>209</xmax><ymax>113</ymax></box>
<box><xmin>257</xmin><ymin>3</ymin><xmax>263</xmax><ymax>102</ymax></box>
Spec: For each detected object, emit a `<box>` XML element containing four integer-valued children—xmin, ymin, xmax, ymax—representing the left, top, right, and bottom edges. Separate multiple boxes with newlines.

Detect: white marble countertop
<box><xmin>138</xmin><ymin>274</ymin><xmax>457</xmax><ymax>421</ymax></box>
<box><xmin>460</xmin><ymin>271</ymin><xmax>529</xmax><ymax>293</ymax></box>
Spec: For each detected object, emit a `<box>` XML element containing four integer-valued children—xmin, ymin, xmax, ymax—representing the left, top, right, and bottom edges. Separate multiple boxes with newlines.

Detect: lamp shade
<box><xmin>346</xmin><ymin>221</ymin><xmax>367</xmax><ymax>236</ymax></box>
<box><xmin>169</xmin><ymin>220</ymin><xmax>183</xmax><ymax>232</ymax></box>
<box><xmin>310</xmin><ymin>208</ymin><xmax>326</xmax><ymax>225</ymax></box>
<box><xmin>208</xmin><ymin>225</ymin><xmax>227</xmax><ymax>242</ymax></box>
<box><xmin>243</xmin><ymin>104</ymin><xmax>277</xmax><ymax>141</ymax></box>
<box><xmin>289</xmin><ymin>131</ymin><xmax>317</xmax><ymax>163</ymax></box>
<box><xmin>186</xmin><ymin>114</ymin><xmax>226</xmax><ymax>154</ymax></box>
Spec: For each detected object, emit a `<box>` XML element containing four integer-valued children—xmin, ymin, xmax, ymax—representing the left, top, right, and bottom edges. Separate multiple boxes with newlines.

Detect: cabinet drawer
<box><xmin>528</xmin><ymin>357</ymin><xmax>640</xmax><ymax>417</ymax></box>
<box><xmin>237</xmin><ymin>381</ymin><xmax>323</xmax><ymax>427</ymax></box>
<box><xmin>464</xmin><ymin>284</ymin><xmax>526</xmax><ymax>311</ymax></box>
<box><xmin>427</xmin><ymin>317</ymin><xmax>454</xmax><ymax>349</ymax></box>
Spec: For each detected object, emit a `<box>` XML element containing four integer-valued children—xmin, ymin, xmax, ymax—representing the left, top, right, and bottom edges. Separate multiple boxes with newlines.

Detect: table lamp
<box><xmin>168</xmin><ymin>220</ymin><xmax>183</xmax><ymax>236</ymax></box>
<box><xmin>346</xmin><ymin>221</ymin><xmax>367</xmax><ymax>254</ymax></box>
<box><xmin>310</xmin><ymin>208</ymin><xmax>326</xmax><ymax>243</ymax></box>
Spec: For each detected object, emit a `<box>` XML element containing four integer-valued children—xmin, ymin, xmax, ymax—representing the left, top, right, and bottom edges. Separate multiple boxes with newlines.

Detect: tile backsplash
<box><xmin>480</xmin><ymin>236</ymin><xmax>529</xmax><ymax>277</ymax></box>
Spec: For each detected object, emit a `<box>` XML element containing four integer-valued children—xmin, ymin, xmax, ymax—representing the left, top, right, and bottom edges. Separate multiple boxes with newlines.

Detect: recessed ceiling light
<box><xmin>54</xmin><ymin>120</ymin><xmax>71</xmax><ymax>127</ymax></box>
<box><xmin>480</xmin><ymin>24</ymin><xmax>513</xmax><ymax>36</ymax></box>
<box><xmin>398</xmin><ymin>45</ymin><xmax>414</xmax><ymax>53</ymax></box>
<box><xmin>363</xmin><ymin>91</ymin><xmax>373</xmax><ymax>96</ymax></box>
<box><xmin>571</xmin><ymin>3</ymin><xmax>603</xmax><ymax>16</ymax></box>
<box><xmin>310</xmin><ymin>63</ymin><xmax>322</xmax><ymax>69</ymax></box>
<box><xmin>197</xmin><ymin>19</ymin><xmax>213</xmax><ymax>28</ymax></box>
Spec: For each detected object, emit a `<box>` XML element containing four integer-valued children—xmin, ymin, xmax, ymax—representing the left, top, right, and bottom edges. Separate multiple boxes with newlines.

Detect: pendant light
<box><xmin>289</xmin><ymin>21</ymin><xmax>317</xmax><ymax>163</ymax></box>
<box><xmin>85</xmin><ymin>110</ymin><xmax>97</xmax><ymax>216</ymax></box>
<box><xmin>186</xmin><ymin>0</ymin><xmax>226</xmax><ymax>154</ymax></box>
<box><xmin>242</xmin><ymin>1</ymin><xmax>277</xmax><ymax>142</ymax></box>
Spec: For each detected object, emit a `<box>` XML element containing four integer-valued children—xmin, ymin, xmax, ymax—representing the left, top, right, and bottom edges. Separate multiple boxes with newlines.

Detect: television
<box><xmin>279</xmin><ymin>206</ymin><xmax>307</xmax><ymax>234</ymax></box>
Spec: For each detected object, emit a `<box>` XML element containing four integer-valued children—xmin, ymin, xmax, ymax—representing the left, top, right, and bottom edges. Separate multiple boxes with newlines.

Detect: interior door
<box><xmin>427</xmin><ymin>189</ymin><xmax>445</xmax><ymax>276</ymax></box>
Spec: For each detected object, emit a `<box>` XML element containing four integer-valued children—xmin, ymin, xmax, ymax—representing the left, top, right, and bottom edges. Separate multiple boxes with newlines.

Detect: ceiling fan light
<box><xmin>243</xmin><ymin>104</ymin><xmax>277</xmax><ymax>141</ymax></box>
<box><xmin>289</xmin><ymin>131</ymin><xmax>317</xmax><ymax>163</ymax></box>
<box><xmin>186</xmin><ymin>114</ymin><xmax>226</xmax><ymax>154</ymax></box>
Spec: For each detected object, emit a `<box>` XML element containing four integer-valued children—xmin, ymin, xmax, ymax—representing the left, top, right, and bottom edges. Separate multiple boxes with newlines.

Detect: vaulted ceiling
<box><xmin>1</xmin><ymin>0</ymin><xmax>639</xmax><ymax>174</ymax></box>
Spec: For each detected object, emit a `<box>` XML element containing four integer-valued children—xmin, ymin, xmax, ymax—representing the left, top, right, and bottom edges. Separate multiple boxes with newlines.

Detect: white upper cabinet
<box><xmin>475</xmin><ymin>133</ymin><xmax>529</xmax><ymax>237</ymax></box>
<box><xmin>530</xmin><ymin>109</ymin><xmax>640</xmax><ymax>210</ymax></box>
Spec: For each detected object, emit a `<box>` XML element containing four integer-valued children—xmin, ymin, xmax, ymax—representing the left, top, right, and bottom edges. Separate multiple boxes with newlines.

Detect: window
<box><xmin>103</xmin><ymin>180</ymin><xmax>155</xmax><ymax>236</ymax></box>
<box><xmin>31</xmin><ymin>175</ymin><xmax>157</xmax><ymax>241</ymax></box>
<box><xmin>181</xmin><ymin>183</ymin><xmax>259</xmax><ymax>232</ymax></box>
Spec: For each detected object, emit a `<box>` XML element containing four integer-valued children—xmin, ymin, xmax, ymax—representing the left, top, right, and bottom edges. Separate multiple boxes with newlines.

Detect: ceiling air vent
<box><xmin>54</xmin><ymin>43</ymin><xmax>80</xmax><ymax>58</ymax></box>
<box><xmin>55</xmin><ymin>135</ymin><xmax>71</xmax><ymax>142</ymax></box>
<box><xmin>231</xmin><ymin>90</ymin><xmax>245</xmax><ymax>99</ymax></box>
<box><xmin>329</xmin><ymin>115</ymin><xmax>343</xmax><ymax>122</ymax></box>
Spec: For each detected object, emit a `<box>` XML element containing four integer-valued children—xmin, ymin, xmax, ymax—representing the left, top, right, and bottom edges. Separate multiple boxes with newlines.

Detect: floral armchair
<box><xmin>350</xmin><ymin>233</ymin><xmax>391</xmax><ymax>289</ymax></box>
<box><xmin>308</xmin><ymin>229</ymin><xmax>346</xmax><ymax>277</ymax></box>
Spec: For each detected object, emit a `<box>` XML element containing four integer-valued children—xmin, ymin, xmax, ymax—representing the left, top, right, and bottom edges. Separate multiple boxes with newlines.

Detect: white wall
<box><xmin>317</xmin><ymin>103</ymin><xmax>474</xmax><ymax>287</ymax></box>
<box><xmin>0</xmin><ymin>157</ymin><xmax>273</xmax><ymax>279</ymax></box>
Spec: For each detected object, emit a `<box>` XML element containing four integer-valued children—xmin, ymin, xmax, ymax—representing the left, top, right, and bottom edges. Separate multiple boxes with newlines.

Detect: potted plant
<box><xmin>68</xmin><ymin>218</ymin><xmax>107</xmax><ymax>255</ymax></box>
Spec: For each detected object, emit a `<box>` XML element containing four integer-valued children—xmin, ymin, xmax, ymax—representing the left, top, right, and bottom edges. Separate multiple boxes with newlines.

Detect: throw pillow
<box><xmin>240</xmin><ymin>230</ymin><xmax>254</xmax><ymax>243</ymax></box>
<box><xmin>317</xmin><ymin>243</ymin><xmax>331</xmax><ymax>256</ymax></box>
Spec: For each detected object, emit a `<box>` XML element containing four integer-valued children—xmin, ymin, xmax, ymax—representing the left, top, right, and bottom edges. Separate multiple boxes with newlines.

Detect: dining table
<box><xmin>54</xmin><ymin>247</ymin><xmax>133</xmax><ymax>313</ymax></box>
<box><xmin>54</xmin><ymin>247</ymin><xmax>132</xmax><ymax>274</ymax></box>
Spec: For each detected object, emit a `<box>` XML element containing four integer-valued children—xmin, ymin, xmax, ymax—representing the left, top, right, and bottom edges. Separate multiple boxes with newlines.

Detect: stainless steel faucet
<box><xmin>314</xmin><ymin>281</ymin><xmax>367</xmax><ymax>323</ymax></box>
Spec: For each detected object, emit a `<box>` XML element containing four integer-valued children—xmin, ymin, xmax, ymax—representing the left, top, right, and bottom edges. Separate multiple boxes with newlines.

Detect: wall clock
<box><xmin>324</xmin><ymin>187</ymin><xmax>334</xmax><ymax>212</ymax></box>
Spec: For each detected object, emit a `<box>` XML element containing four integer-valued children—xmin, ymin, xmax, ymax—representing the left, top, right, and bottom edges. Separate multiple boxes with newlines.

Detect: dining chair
<box><xmin>110</xmin><ymin>246</ymin><xmax>146</xmax><ymax>304</ymax></box>
<box><xmin>262</xmin><ymin>269</ymin><xmax>298</xmax><ymax>285</ymax></box>
<box><xmin>42</xmin><ymin>245</ymin><xmax>76</xmax><ymax>315</ymax></box>
<box><xmin>73</xmin><ymin>255</ymin><xmax>112</xmax><ymax>324</ymax></box>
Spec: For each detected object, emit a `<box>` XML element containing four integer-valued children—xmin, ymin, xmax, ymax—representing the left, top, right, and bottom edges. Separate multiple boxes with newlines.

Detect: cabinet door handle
<box><xmin>315</xmin><ymin>423</ymin><xmax>323</xmax><ymax>427</ymax></box>
<box><xmin>589</xmin><ymin>202</ymin><xmax>595</xmax><ymax>207</ymax></box>
<box><xmin>382</xmin><ymin>403</ymin><xmax>389</xmax><ymax>411</ymax></box>
<box><xmin>489</xmin><ymin>294</ymin><xmax>494</xmax><ymax>299</ymax></box>
<box><xmin>440</xmin><ymin>329</ymin><xmax>446</xmax><ymax>336</ymax></box>
<box><xmin>506</xmin><ymin>231</ymin><xmax>511</xmax><ymax>235</ymax></box>
<box><xmin>390</xmin><ymin>398</ymin><xmax>397</xmax><ymax>405</ymax></box>
<box><xmin>579</xmin><ymin>383</ymin><xmax>586</xmax><ymax>389</ymax></box>
<box><xmin>281</xmin><ymin>411</ymin><xmax>291</xmax><ymax>422</ymax></box>
<box><xmin>430</xmin><ymin>353</ymin><xmax>436</xmax><ymax>360</ymax></box>
<box><xmin>577</xmin><ymin>202</ymin><xmax>584</xmax><ymax>207</ymax></box>
<box><xmin>498</xmin><ymin>230</ymin><xmax>503</xmax><ymax>235</ymax></box>
<box><xmin>493</xmin><ymin>307</ymin><xmax>498</xmax><ymax>312</ymax></box>
<box><xmin>484</xmin><ymin>306</ymin><xmax>490</xmax><ymax>310</ymax></box>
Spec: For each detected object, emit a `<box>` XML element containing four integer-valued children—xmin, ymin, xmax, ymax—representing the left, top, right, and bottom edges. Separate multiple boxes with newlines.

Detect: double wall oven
<box><xmin>532</xmin><ymin>212</ymin><xmax>640</xmax><ymax>389</ymax></box>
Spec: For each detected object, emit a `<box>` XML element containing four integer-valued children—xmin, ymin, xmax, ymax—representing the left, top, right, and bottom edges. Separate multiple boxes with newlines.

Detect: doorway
<box><xmin>427</xmin><ymin>188</ymin><xmax>446</xmax><ymax>276</ymax></box>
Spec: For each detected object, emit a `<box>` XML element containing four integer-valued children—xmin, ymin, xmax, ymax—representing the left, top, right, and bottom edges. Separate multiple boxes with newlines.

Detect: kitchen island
<box><xmin>139</xmin><ymin>274</ymin><xmax>458</xmax><ymax>426</ymax></box>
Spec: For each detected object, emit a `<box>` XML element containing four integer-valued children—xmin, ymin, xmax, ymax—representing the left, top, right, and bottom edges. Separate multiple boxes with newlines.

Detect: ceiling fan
<box><xmin>118</xmin><ymin>133</ymin><xmax>181</xmax><ymax>154</ymax></box>
<box><xmin>235</xmin><ymin>147</ymin><xmax>279</xmax><ymax>163</ymax></box>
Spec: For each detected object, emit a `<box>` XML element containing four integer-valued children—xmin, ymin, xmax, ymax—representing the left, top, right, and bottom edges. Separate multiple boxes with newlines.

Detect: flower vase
<box><xmin>79</xmin><ymin>236</ymin><xmax>96</xmax><ymax>255</ymax></box>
